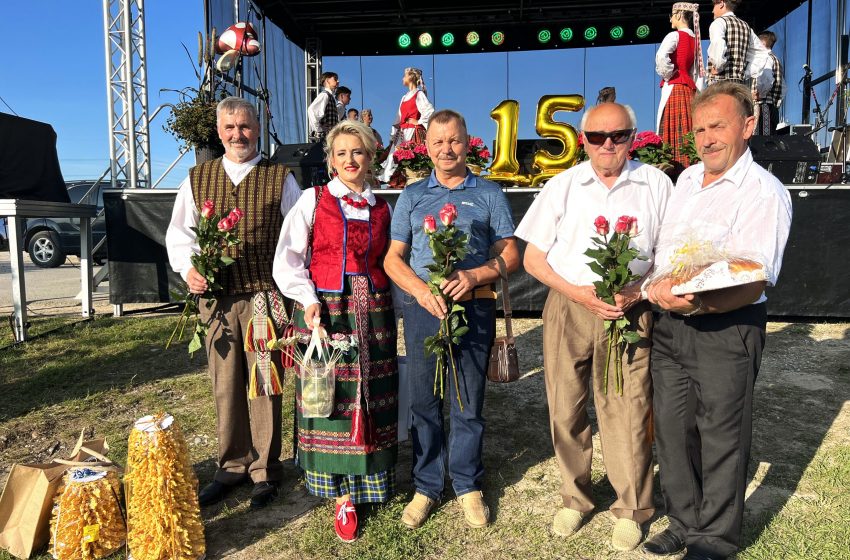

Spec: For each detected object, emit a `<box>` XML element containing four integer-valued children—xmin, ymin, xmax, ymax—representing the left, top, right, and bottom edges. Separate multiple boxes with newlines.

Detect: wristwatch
<box><xmin>682</xmin><ymin>295</ymin><xmax>704</xmax><ymax>317</ymax></box>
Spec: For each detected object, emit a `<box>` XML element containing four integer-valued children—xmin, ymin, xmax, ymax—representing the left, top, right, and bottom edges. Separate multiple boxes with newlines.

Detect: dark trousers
<box><xmin>754</xmin><ymin>102</ymin><xmax>780</xmax><ymax>136</ymax></box>
<box><xmin>650</xmin><ymin>303</ymin><xmax>766</xmax><ymax>558</ymax></box>
<box><xmin>403</xmin><ymin>297</ymin><xmax>495</xmax><ymax>500</ymax></box>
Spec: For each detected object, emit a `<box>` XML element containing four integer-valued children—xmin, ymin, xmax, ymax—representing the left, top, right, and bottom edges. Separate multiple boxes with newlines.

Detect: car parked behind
<box><xmin>23</xmin><ymin>181</ymin><xmax>108</xmax><ymax>268</ymax></box>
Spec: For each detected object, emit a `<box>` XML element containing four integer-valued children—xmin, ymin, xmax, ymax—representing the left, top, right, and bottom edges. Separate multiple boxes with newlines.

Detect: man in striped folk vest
<box><xmin>752</xmin><ymin>31</ymin><xmax>787</xmax><ymax>135</ymax></box>
<box><xmin>707</xmin><ymin>0</ymin><xmax>773</xmax><ymax>96</ymax></box>
<box><xmin>166</xmin><ymin>96</ymin><xmax>302</xmax><ymax>509</ymax></box>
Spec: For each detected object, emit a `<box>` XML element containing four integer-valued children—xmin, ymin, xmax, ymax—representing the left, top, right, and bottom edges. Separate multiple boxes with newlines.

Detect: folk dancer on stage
<box><xmin>516</xmin><ymin>102</ymin><xmax>672</xmax><ymax>552</ymax></box>
<box><xmin>752</xmin><ymin>31</ymin><xmax>786</xmax><ymax>135</ymax></box>
<box><xmin>273</xmin><ymin>120</ymin><xmax>398</xmax><ymax>544</ymax></box>
<box><xmin>656</xmin><ymin>2</ymin><xmax>705</xmax><ymax>172</ymax></box>
<box><xmin>384</xmin><ymin>109</ymin><xmax>519</xmax><ymax>530</ymax></box>
<box><xmin>707</xmin><ymin>0</ymin><xmax>772</xmax><ymax>93</ymax></box>
<box><xmin>377</xmin><ymin>67</ymin><xmax>435</xmax><ymax>183</ymax></box>
<box><xmin>361</xmin><ymin>108</ymin><xmax>383</xmax><ymax>147</ymax></box>
<box><xmin>166</xmin><ymin>96</ymin><xmax>302</xmax><ymax>509</ymax></box>
<box><xmin>308</xmin><ymin>71</ymin><xmax>340</xmax><ymax>141</ymax></box>
<box><xmin>336</xmin><ymin>86</ymin><xmax>353</xmax><ymax>121</ymax></box>
<box><xmin>643</xmin><ymin>82</ymin><xmax>792</xmax><ymax>560</ymax></box>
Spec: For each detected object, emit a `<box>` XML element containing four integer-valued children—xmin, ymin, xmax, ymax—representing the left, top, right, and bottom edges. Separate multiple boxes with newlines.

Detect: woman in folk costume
<box><xmin>272</xmin><ymin>120</ymin><xmax>398</xmax><ymax>543</ymax></box>
<box><xmin>656</xmin><ymin>2</ymin><xmax>705</xmax><ymax>172</ymax></box>
<box><xmin>377</xmin><ymin>66</ymin><xmax>435</xmax><ymax>183</ymax></box>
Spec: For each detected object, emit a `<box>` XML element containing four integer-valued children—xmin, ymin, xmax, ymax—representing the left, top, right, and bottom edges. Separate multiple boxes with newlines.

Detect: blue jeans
<box><xmin>403</xmin><ymin>296</ymin><xmax>495</xmax><ymax>500</ymax></box>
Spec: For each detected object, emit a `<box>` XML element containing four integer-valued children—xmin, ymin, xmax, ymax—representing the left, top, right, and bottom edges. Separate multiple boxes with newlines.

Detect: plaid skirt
<box><xmin>660</xmin><ymin>84</ymin><xmax>695</xmax><ymax>170</ymax></box>
<box><xmin>292</xmin><ymin>275</ymin><xmax>399</xmax><ymax>477</ymax></box>
<box><xmin>304</xmin><ymin>467</ymin><xmax>396</xmax><ymax>504</ymax></box>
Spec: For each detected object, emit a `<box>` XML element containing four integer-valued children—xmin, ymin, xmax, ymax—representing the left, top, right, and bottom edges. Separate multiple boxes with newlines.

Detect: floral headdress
<box><xmin>672</xmin><ymin>2</ymin><xmax>705</xmax><ymax>78</ymax></box>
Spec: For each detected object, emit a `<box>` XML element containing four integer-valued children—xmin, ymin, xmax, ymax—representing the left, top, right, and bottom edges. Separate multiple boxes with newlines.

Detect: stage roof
<box><xmin>254</xmin><ymin>0</ymin><xmax>806</xmax><ymax>56</ymax></box>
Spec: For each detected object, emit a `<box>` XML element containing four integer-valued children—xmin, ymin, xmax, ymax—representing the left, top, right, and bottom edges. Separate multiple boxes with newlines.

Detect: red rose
<box><xmin>217</xmin><ymin>217</ymin><xmax>235</xmax><ymax>232</ymax></box>
<box><xmin>423</xmin><ymin>214</ymin><xmax>437</xmax><ymax>234</ymax></box>
<box><xmin>614</xmin><ymin>216</ymin><xmax>631</xmax><ymax>235</ymax></box>
<box><xmin>200</xmin><ymin>200</ymin><xmax>215</xmax><ymax>220</ymax></box>
<box><xmin>228</xmin><ymin>208</ymin><xmax>244</xmax><ymax>224</ymax></box>
<box><xmin>439</xmin><ymin>203</ymin><xmax>458</xmax><ymax>226</ymax></box>
<box><xmin>594</xmin><ymin>216</ymin><xmax>609</xmax><ymax>236</ymax></box>
<box><xmin>628</xmin><ymin>217</ymin><xmax>639</xmax><ymax>237</ymax></box>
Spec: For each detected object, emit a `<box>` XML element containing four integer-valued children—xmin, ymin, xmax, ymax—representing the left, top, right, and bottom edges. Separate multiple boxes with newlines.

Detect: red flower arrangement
<box><xmin>393</xmin><ymin>140</ymin><xmax>433</xmax><ymax>172</ymax></box>
<box><xmin>466</xmin><ymin>136</ymin><xmax>492</xmax><ymax>168</ymax></box>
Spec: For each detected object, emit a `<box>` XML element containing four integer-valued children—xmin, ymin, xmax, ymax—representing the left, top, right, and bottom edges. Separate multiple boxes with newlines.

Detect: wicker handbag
<box><xmin>487</xmin><ymin>255</ymin><xmax>520</xmax><ymax>383</ymax></box>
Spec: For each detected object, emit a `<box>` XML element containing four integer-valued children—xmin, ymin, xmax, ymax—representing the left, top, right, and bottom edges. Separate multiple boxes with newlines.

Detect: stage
<box><xmin>103</xmin><ymin>184</ymin><xmax>848</xmax><ymax>317</ymax></box>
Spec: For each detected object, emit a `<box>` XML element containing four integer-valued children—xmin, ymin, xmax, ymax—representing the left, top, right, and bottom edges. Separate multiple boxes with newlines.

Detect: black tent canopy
<box><xmin>253</xmin><ymin>0</ymin><xmax>805</xmax><ymax>56</ymax></box>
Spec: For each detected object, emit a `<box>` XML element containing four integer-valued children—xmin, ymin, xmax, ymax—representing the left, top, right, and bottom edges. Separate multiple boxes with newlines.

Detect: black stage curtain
<box><xmin>103</xmin><ymin>191</ymin><xmax>183</xmax><ymax>303</ymax></box>
<box><xmin>102</xmin><ymin>188</ymin><xmax>846</xmax><ymax>317</ymax></box>
<box><xmin>0</xmin><ymin>113</ymin><xmax>70</xmax><ymax>202</ymax></box>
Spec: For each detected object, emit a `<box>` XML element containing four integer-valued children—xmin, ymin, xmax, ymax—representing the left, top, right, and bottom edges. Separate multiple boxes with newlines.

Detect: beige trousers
<box><xmin>542</xmin><ymin>290</ymin><xmax>654</xmax><ymax>523</ymax></box>
<box><xmin>200</xmin><ymin>293</ymin><xmax>283</xmax><ymax>484</ymax></box>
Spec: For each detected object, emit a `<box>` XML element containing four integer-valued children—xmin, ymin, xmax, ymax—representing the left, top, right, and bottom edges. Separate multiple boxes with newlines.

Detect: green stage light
<box><xmin>636</xmin><ymin>25</ymin><xmax>651</xmax><ymax>39</ymax></box>
<box><xmin>538</xmin><ymin>29</ymin><xmax>552</xmax><ymax>44</ymax></box>
<box><xmin>419</xmin><ymin>32</ymin><xmax>433</xmax><ymax>47</ymax></box>
<box><xmin>559</xmin><ymin>27</ymin><xmax>573</xmax><ymax>42</ymax></box>
<box><xmin>398</xmin><ymin>33</ymin><xmax>411</xmax><ymax>48</ymax></box>
<box><xmin>441</xmin><ymin>32</ymin><xmax>454</xmax><ymax>47</ymax></box>
<box><xmin>466</xmin><ymin>31</ymin><xmax>480</xmax><ymax>46</ymax></box>
<box><xmin>610</xmin><ymin>26</ymin><xmax>624</xmax><ymax>40</ymax></box>
<box><xmin>491</xmin><ymin>31</ymin><xmax>505</xmax><ymax>46</ymax></box>
<box><xmin>584</xmin><ymin>26</ymin><xmax>598</xmax><ymax>41</ymax></box>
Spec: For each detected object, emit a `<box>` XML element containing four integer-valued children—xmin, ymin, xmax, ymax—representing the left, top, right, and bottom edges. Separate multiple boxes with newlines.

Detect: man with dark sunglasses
<box><xmin>516</xmin><ymin>102</ymin><xmax>672</xmax><ymax>551</ymax></box>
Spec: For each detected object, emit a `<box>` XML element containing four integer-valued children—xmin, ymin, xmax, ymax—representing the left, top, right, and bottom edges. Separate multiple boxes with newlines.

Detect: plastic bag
<box><xmin>645</xmin><ymin>237</ymin><xmax>768</xmax><ymax>295</ymax></box>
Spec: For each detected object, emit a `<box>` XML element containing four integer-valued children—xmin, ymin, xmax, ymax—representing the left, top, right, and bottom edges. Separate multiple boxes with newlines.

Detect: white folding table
<box><xmin>0</xmin><ymin>199</ymin><xmax>97</xmax><ymax>342</ymax></box>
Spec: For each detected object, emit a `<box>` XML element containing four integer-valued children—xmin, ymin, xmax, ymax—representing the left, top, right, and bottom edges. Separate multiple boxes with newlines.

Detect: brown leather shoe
<box><xmin>401</xmin><ymin>492</ymin><xmax>437</xmax><ymax>529</ymax></box>
<box><xmin>458</xmin><ymin>491</ymin><xmax>490</xmax><ymax>528</ymax></box>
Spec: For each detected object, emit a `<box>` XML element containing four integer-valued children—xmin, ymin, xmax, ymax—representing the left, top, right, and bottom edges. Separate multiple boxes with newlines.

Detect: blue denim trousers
<box><xmin>403</xmin><ymin>296</ymin><xmax>495</xmax><ymax>500</ymax></box>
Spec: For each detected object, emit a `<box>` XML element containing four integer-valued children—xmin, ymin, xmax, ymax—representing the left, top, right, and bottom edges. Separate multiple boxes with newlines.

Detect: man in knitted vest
<box><xmin>166</xmin><ymin>96</ymin><xmax>302</xmax><ymax>509</ymax></box>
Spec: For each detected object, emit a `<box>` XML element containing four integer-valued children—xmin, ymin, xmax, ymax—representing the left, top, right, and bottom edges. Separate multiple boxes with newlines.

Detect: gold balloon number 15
<box><xmin>488</xmin><ymin>95</ymin><xmax>585</xmax><ymax>186</ymax></box>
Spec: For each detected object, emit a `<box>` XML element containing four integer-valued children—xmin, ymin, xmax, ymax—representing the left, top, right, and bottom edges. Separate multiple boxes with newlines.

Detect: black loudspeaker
<box><xmin>513</xmin><ymin>139</ymin><xmax>565</xmax><ymax>175</ymax></box>
<box><xmin>270</xmin><ymin>142</ymin><xmax>328</xmax><ymax>188</ymax></box>
<box><xmin>749</xmin><ymin>135</ymin><xmax>820</xmax><ymax>184</ymax></box>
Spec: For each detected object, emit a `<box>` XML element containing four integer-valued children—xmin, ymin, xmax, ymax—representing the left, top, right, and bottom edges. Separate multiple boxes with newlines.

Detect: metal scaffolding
<box><xmin>103</xmin><ymin>0</ymin><xmax>152</xmax><ymax>189</ymax></box>
<box><xmin>305</xmin><ymin>37</ymin><xmax>322</xmax><ymax>142</ymax></box>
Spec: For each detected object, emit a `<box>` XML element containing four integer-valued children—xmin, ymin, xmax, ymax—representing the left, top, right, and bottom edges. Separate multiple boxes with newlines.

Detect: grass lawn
<box><xmin>0</xmin><ymin>316</ymin><xmax>848</xmax><ymax>559</ymax></box>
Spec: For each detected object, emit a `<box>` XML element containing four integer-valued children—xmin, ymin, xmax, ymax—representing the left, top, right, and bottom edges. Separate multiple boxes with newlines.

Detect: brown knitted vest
<box><xmin>190</xmin><ymin>158</ymin><xmax>289</xmax><ymax>295</ymax></box>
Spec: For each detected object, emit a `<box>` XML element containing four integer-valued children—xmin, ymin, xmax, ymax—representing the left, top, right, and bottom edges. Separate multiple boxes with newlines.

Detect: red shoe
<box><xmin>334</xmin><ymin>499</ymin><xmax>358</xmax><ymax>543</ymax></box>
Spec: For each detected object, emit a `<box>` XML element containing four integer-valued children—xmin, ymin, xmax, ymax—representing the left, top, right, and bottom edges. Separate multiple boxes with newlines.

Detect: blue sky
<box><xmin>0</xmin><ymin>1</ymin><xmax>824</xmax><ymax>190</ymax></box>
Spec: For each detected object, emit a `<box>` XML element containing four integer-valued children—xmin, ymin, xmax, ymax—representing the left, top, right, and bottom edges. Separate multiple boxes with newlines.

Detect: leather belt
<box><xmin>455</xmin><ymin>286</ymin><xmax>498</xmax><ymax>302</ymax></box>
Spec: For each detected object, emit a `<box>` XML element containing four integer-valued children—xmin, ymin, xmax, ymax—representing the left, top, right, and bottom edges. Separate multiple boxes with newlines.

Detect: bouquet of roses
<box><xmin>465</xmin><ymin>136</ymin><xmax>492</xmax><ymax>168</ymax></box>
<box><xmin>167</xmin><ymin>200</ymin><xmax>243</xmax><ymax>355</ymax></box>
<box><xmin>584</xmin><ymin>215</ymin><xmax>646</xmax><ymax>395</ymax></box>
<box><xmin>393</xmin><ymin>140</ymin><xmax>433</xmax><ymax>172</ymax></box>
<box><xmin>629</xmin><ymin>131</ymin><xmax>674</xmax><ymax>168</ymax></box>
<box><xmin>422</xmin><ymin>203</ymin><xmax>470</xmax><ymax>410</ymax></box>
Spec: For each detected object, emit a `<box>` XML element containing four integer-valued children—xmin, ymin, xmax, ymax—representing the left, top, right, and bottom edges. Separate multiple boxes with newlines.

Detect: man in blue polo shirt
<box><xmin>385</xmin><ymin>109</ymin><xmax>518</xmax><ymax>530</ymax></box>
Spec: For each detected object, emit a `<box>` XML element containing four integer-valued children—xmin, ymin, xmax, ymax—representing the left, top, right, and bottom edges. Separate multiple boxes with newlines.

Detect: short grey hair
<box><xmin>579</xmin><ymin>102</ymin><xmax>638</xmax><ymax>131</ymax></box>
<box><xmin>361</xmin><ymin>108</ymin><xmax>373</xmax><ymax>117</ymax></box>
<box><xmin>324</xmin><ymin>120</ymin><xmax>378</xmax><ymax>174</ymax></box>
<box><xmin>692</xmin><ymin>81</ymin><xmax>754</xmax><ymax>118</ymax></box>
<box><xmin>216</xmin><ymin>96</ymin><xmax>258</xmax><ymax>124</ymax></box>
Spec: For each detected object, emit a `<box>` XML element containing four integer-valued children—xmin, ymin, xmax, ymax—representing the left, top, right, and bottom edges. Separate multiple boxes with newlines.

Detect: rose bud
<box><xmin>594</xmin><ymin>216</ymin><xmax>609</xmax><ymax>236</ymax></box>
<box><xmin>628</xmin><ymin>217</ymin><xmax>639</xmax><ymax>237</ymax></box>
<box><xmin>439</xmin><ymin>203</ymin><xmax>458</xmax><ymax>226</ymax></box>
<box><xmin>200</xmin><ymin>200</ymin><xmax>215</xmax><ymax>220</ymax></box>
<box><xmin>614</xmin><ymin>216</ymin><xmax>631</xmax><ymax>234</ymax></box>
<box><xmin>423</xmin><ymin>214</ymin><xmax>437</xmax><ymax>234</ymax></box>
<box><xmin>231</xmin><ymin>207</ymin><xmax>244</xmax><ymax>221</ymax></box>
<box><xmin>217</xmin><ymin>217</ymin><xmax>234</xmax><ymax>232</ymax></box>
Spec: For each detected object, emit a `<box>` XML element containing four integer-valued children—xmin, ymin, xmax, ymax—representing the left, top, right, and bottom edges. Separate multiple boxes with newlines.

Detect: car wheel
<box><xmin>28</xmin><ymin>231</ymin><xmax>66</xmax><ymax>268</ymax></box>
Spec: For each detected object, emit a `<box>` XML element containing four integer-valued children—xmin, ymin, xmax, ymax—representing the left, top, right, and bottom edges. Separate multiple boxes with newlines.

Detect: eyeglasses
<box><xmin>583</xmin><ymin>129</ymin><xmax>635</xmax><ymax>145</ymax></box>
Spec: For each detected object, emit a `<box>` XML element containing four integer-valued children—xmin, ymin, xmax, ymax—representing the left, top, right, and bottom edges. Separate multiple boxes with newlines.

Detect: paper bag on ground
<box><xmin>0</xmin><ymin>434</ymin><xmax>112</xmax><ymax>558</ymax></box>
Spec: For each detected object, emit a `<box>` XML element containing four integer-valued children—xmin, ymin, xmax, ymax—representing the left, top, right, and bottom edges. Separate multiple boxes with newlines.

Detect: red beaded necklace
<box><xmin>341</xmin><ymin>194</ymin><xmax>369</xmax><ymax>208</ymax></box>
